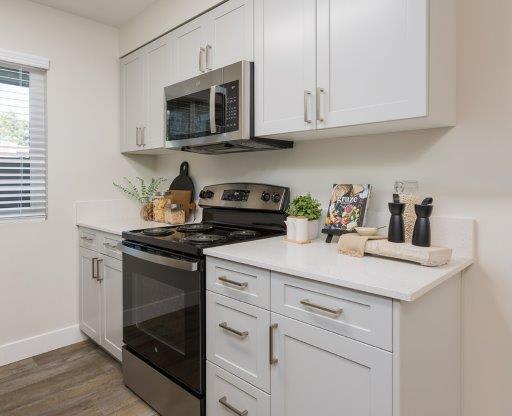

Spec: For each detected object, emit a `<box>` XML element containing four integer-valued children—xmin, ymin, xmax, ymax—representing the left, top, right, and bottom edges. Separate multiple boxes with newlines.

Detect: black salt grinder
<box><xmin>412</xmin><ymin>197</ymin><xmax>434</xmax><ymax>247</ymax></box>
<box><xmin>388</xmin><ymin>194</ymin><xmax>405</xmax><ymax>243</ymax></box>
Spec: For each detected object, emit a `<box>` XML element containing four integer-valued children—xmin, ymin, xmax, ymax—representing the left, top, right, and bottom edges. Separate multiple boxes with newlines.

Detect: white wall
<box><xmin>0</xmin><ymin>0</ymin><xmax>155</xmax><ymax>350</ymax></box>
<box><xmin>120</xmin><ymin>0</ymin><xmax>512</xmax><ymax>414</ymax></box>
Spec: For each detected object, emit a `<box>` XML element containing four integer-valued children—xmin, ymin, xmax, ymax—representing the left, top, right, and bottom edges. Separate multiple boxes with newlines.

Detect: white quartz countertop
<box><xmin>204</xmin><ymin>237</ymin><xmax>473</xmax><ymax>301</ymax></box>
<box><xmin>76</xmin><ymin>218</ymin><xmax>165</xmax><ymax>235</ymax></box>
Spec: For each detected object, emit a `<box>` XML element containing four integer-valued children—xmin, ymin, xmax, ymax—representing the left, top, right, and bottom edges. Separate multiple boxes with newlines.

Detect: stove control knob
<box><xmin>199</xmin><ymin>190</ymin><xmax>206</xmax><ymax>199</ymax></box>
<box><xmin>205</xmin><ymin>190</ymin><xmax>214</xmax><ymax>199</ymax></box>
<box><xmin>261</xmin><ymin>192</ymin><xmax>271</xmax><ymax>202</ymax></box>
<box><xmin>271</xmin><ymin>193</ymin><xmax>281</xmax><ymax>203</ymax></box>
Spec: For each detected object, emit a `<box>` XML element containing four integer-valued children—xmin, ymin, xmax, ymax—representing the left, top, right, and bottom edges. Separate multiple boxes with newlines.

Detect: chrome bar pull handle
<box><xmin>218</xmin><ymin>276</ymin><xmax>248</xmax><ymax>289</ymax></box>
<box><xmin>205</xmin><ymin>44</ymin><xmax>213</xmax><ymax>70</ymax></box>
<box><xmin>96</xmin><ymin>258</ymin><xmax>103</xmax><ymax>281</ymax></box>
<box><xmin>219</xmin><ymin>396</ymin><xmax>248</xmax><ymax>416</ymax></box>
<box><xmin>304</xmin><ymin>90</ymin><xmax>312</xmax><ymax>124</ymax></box>
<box><xmin>199</xmin><ymin>47</ymin><xmax>206</xmax><ymax>72</ymax></box>
<box><xmin>81</xmin><ymin>236</ymin><xmax>93</xmax><ymax>241</ymax></box>
<box><xmin>219</xmin><ymin>322</ymin><xmax>249</xmax><ymax>339</ymax></box>
<box><xmin>141</xmin><ymin>127</ymin><xmax>146</xmax><ymax>146</ymax></box>
<box><xmin>135</xmin><ymin>127</ymin><xmax>140</xmax><ymax>146</ymax></box>
<box><xmin>316</xmin><ymin>87</ymin><xmax>325</xmax><ymax>122</ymax></box>
<box><xmin>91</xmin><ymin>258</ymin><xmax>98</xmax><ymax>280</ymax></box>
<box><xmin>269</xmin><ymin>323</ymin><xmax>278</xmax><ymax>365</ymax></box>
<box><xmin>300</xmin><ymin>299</ymin><xmax>342</xmax><ymax>316</ymax></box>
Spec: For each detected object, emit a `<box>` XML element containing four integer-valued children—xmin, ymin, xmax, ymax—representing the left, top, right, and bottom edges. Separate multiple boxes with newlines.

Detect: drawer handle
<box><xmin>219</xmin><ymin>396</ymin><xmax>248</xmax><ymax>416</ymax></box>
<box><xmin>81</xmin><ymin>236</ymin><xmax>94</xmax><ymax>241</ymax></box>
<box><xmin>219</xmin><ymin>322</ymin><xmax>249</xmax><ymax>339</ymax></box>
<box><xmin>218</xmin><ymin>276</ymin><xmax>248</xmax><ymax>289</ymax></box>
<box><xmin>300</xmin><ymin>299</ymin><xmax>343</xmax><ymax>316</ymax></box>
<box><xmin>269</xmin><ymin>323</ymin><xmax>278</xmax><ymax>365</ymax></box>
<box><xmin>103</xmin><ymin>242</ymin><xmax>120</xmax><ymax>250</ymax></box>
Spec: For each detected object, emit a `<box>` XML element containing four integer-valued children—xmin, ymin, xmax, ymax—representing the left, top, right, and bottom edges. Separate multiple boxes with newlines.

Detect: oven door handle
<box><xmin>122</xmin><ymin>245</ymin><xmax>199</xmax><ymax>272</ymax></box>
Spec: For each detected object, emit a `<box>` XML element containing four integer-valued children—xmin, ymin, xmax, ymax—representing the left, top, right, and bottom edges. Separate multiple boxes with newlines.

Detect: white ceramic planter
<box><xmin>308</xmin><ymin>219</ymin><xmax>320</xmax><ymax>240</ymax></box>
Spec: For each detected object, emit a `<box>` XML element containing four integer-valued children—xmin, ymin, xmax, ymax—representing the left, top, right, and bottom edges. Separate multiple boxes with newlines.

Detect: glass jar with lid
<box><xmin>165</xmin><ymin>203</ymin><xmax>186</xmax><ymax>225</ymax></box>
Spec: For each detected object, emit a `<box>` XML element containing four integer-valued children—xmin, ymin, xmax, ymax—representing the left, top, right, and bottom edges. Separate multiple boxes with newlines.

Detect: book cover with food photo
<box><xmin>322</xmin><ymin>184</ymin><xmax>372</xmax><ymax>235</ymax></box>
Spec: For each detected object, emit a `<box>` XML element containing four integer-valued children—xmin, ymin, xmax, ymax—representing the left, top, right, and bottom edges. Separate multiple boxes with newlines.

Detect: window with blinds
<box><xmin>0</xmin><ymin>61</ymin><xmax>47</xmax><ymax>221</ymax></box>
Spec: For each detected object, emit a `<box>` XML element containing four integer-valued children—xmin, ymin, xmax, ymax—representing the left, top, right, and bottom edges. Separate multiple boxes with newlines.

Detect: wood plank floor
<box><xmin>0</xmin><ymin>340</ymin><xmax>157</xmax><ymax>416</ymax></box>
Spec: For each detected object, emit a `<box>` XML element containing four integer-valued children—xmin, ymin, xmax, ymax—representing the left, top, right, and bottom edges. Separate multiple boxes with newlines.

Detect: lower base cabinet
<box><xmin>270</xmin><ymin>313</ymin><xmax>392</xmax><ymax>416</ymax></box>
<box><xmin>79</xmin><ymin>228</ymin><xmax>123</xmax><ymax>361</ymax></box>
<box><xmin>207</xmin><ymin>362</ymin><xmax>270</xmax><ymax>416</ymax></box>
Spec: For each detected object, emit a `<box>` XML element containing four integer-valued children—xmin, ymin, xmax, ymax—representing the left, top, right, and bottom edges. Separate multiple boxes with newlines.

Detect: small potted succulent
<box><xmin>286</xmin><ymin>193</ymin><xmax>323</xmax><ymax>240</ymax></box>
<box><xmin>113</xmin><ymin>177</ymin><xmax>167</xmax><ymax>221</ymax></box>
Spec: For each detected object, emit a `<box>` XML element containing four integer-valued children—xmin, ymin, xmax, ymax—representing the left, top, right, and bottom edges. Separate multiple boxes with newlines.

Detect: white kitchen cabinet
<box><xmin>100</xmin><ymin>255</ymin><xmax>123</xmax><ymax>361</ymax></box>
<box><xmin>254</xmin><ymin>0</ymin><xmax>317</xmax><ymax>135</ymax></box>
<box><xmin>207</xmin><ymin>361</ymin><xmax>270</xmax><ymax>416</ymax></box>
<box><xmin>79</xmin><ymin>247</ymin><xmax>101</xmax><ymax>344</ymax></box>
<box><xmin>316</xmin><ymin>0</ymin><xmax>427</xmax><ymax>128</ymax></box>
<box><xmin>205</xmin><ymin>255</ymin><xmax>463</xmax><ymax>416</ymax></box>
<box><xmin>270</xmin><ymin>313</ymin><xmax>392</xmax><ymax>416</ymax></box>
<box><xmin>255</xmin><ymin>0</ymin><xmax>456</xmax><ymax>139</ymax></box>
<box><xmin>171</xmin><ymin>15</ymin><xmax>209</xmax><ymax>82</ymax></box>
<box><xmin>120</xmin><ymin>50</ymin><xmax>145</xmax><ymax>152</ymax></box>
<box><xmin>78</xmin><ymin>227</ymin><xmax>124</xmax><ymax>361</ymax></box>
<box><xmin>121</xmin><ymin>34</ymin><xmax>172</xmax><ymax>153</ymax></box>
<box><xmin>206</xmin><ymin>0</ymin><xmax>254</xmax><ymax>70</ymax></box>
<box><xmin>145</xmin><ymin>35</ymin><xmax>173</xmax><ymax>150</ymax></box>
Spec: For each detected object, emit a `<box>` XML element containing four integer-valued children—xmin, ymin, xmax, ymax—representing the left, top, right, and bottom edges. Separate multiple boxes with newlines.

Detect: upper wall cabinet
<box><xmin>171</xmin><ymin>0</ymin><xmax>254</xmax><ymax>84</ymax></box>
<box><xmin>120</xmin><ymin>33</ymin><xmax>172</xmax><ymax>153</ymax></box>
<box><xmin>120</xmin><ymin>0</ymin><xmax>254</xmax><ymax>154</ymax></box>
<box><xmin>255</xmin><ymin>0</ymin><xmax>456</xmax><ymax>139</ymax></box>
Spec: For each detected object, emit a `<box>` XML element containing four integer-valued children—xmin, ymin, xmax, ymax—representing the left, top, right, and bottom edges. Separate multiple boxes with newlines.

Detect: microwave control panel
<box><xmin>222</xmin><ymin>80</ymin><xmax>239</xmax><ymax>132</ymax></box>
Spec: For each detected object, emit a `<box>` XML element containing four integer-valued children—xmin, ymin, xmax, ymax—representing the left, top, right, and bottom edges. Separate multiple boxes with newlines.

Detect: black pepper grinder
<box><xmin>388</xmin><ymin>194</ymin><xmax>405</xmax><ymax>243</ymax></box>
<box><xmin>412</xmin><ymin>197</ymin><xmax>434</xmax><ymax>247</ymax></box>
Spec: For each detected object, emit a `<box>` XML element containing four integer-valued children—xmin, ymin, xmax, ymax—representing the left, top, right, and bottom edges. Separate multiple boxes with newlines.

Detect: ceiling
<box><xmin>30</xmin><ymin>0</ymin><xmax>158</xmax><ymax>26</ymax></box>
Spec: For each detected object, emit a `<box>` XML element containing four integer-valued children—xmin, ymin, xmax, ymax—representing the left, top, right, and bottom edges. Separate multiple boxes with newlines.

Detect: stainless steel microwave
<box><xmin>164</xmin><ymin>61</ymin><xmax>293</xmax><ymax>154</ymax></box>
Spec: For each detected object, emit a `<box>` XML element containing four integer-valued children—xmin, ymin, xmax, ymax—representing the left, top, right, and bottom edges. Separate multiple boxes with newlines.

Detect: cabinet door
<box><xmin>145</xmin><ymin>35</ymin><xmax>172</xmax><ymax>150</ymax></box>
<box><xmin>254</xmin><ymin>0</ymin><xmax>317</xmax><ymax>136</ymax></box>
<box><xmin>206</xmin><ymin>0</ymin><xmax>254</xmax><ymax>70</ymax></box>
<box><xmin>100</xmin><ymin>256</ymin><xmax>123</xmax><ymax>361</ymax></box>
<box><xmin>271</xmin><ymin>313</ymin><xmax>392</xmax><ymax>416</ymax></box>
<box><xmin>120</xmin><ymin>51</ymin><xmax>145</xmax><ymax>152</ymax></box>
<box><xmin>316</xmin><ymin>0</ymin><xmax>428</xmax><ymax>129</ymax></box>
<box><xmin>172</xmin><ymin>16</ymin><xmax>208</xmax><ymax>83</ymax></box>
<box><xmin>79</xmin><ymin>247</ymin><xmax>101</xmax><ymax>344</ymax></box>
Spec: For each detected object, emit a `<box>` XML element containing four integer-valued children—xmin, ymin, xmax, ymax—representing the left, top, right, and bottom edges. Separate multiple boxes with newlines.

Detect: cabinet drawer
<box><xmin>271</xmin><ymin>272</ymin><xmax>393</xmax><ymax>351</ymax></box>
<box><xmin>207</xmin><ymin>257</ymin><xmax>270</xmax><ymax>309</ymax></box>
<box><xmin>206</xmin><ymin>292</ymin><xmax>271</xmax><ymax>393</ymax></box>
<box><xmin>207</xmin><ymin>362</ymin><xmax>270</xmax><ymax>416</ymax></box>
<box><xmin>79</xmin><ymin>228</ymin><xmax>100</xmax><ymax>251</ymax></box>
<box><xmin>101</xmin><ymin>234</ymin><xmax>122</xmax><ymax>260</ymax></box>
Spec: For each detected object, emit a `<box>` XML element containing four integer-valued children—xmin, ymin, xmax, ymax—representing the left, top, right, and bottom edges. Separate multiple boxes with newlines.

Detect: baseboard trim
<box><xmin>0</xmin><ymin>325</ymin><xmax>88</xmax><ymax>366</ymax></box>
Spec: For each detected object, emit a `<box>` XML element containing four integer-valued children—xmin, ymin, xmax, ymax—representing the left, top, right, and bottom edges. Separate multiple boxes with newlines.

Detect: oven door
<box><xmin>122</xmin><ymin>242</ymin><xmax>205</xmax><ymax>396</ymax></box>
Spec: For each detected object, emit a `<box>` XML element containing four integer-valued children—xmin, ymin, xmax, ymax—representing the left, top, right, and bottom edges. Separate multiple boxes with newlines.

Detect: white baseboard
<box><xmin>0</xmin><ymin>324</ymin><xmax>88</xmax><ymax>366</ymax></box>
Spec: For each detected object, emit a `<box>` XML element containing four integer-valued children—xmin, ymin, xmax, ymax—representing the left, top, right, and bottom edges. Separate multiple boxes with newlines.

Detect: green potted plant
<box><xmin>113</xmin><ymin>177</ymin><xmax>167</xmax><ymax>221</ymax></box>
<box><xmin>286</xmin><ymin>193</ymin><xmax>323</xmax><ymax>239</ymax></box>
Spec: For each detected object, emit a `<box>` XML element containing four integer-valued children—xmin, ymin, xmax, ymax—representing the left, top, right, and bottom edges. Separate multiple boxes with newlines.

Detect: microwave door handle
<box><xmin>209</xmin><ymin>86</ymin><xmax>217</xmax><ymax>134</ymax></box>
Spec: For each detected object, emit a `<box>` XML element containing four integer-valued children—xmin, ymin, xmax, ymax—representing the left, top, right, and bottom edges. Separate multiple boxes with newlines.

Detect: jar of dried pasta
<box><xmin>152</xmin><ymin>192</ymin><xmax>167</xmax><ymax>223</ymax></box>
<box><xmin>165</xmin><ymin>203</ymin><xmax>186</xmax><ymax>225</ymax></box>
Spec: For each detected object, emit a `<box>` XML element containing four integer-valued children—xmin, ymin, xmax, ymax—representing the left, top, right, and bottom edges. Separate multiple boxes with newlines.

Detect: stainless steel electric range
<box><xmin>121</xmin><ymin>183</ymin><xmax>289</xmax><ymax>416</ymax></box>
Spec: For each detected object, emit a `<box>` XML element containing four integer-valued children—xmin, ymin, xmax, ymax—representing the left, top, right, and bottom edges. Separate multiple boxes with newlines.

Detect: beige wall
<box><xmin>0</xmin><ymin>0</ymin><xmax>155</xmax><ymax>346</ymax></box>
<box><xmin>121</xmin><ymin>0</ymin><xmax>512</xmax><ymax>414</ymax></box>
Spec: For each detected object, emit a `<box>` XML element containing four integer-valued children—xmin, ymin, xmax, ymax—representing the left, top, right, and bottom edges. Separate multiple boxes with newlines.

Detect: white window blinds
<box><xmin>0</xmin><ymin>60</ymin><xmax>47</xmax><ymax>221</ymax></box>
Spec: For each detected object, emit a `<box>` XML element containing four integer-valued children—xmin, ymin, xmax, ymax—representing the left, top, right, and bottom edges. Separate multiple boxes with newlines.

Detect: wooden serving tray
<box><xmin>364</xmin><ymin>240</ymin><xmax>452</xmax><ymax>266</ymax></box>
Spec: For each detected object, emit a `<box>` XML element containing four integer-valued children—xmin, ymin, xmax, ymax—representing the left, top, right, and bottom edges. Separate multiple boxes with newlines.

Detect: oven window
<box><xmin>166</xmin><ymin>88</ymin><xmax>225</xmax><ymax>142</ymax></box>
<box><xmin>123</xmin><ymin>249</ymin><xmax>204</xmax><ymax>395</ymax></box>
